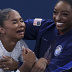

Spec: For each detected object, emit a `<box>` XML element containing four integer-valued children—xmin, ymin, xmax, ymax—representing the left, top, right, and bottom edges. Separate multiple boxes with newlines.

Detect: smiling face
<box><xmin>53</xmin><ymin>1</ymin><xmax>72</xmax><ymax>33</ymax></box>
<box><xmin>2</xmin><ymin>10</ymin><xmax>25</xmax><ymax>41</ymax></box>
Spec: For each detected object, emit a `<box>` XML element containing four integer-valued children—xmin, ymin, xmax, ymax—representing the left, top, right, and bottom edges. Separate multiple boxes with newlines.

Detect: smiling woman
<box><xmin>23</xmin><ymin>0</ymin><xmax>72</xmax><ymax>72</ymax></box>
<box><xmin>53</xmin><ymin>0</ymin><xmax>72</xmax><ymax>34</ymax></box>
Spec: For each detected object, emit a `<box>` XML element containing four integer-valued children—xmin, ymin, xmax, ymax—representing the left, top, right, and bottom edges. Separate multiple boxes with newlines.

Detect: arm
<box><xmin>30</xmin><ymin>46</ymin><xmax>72</xmax><ymax>72</ymax></box>
<box><xmin>52</xmin><ymin>61</ymin><xmax>72</xmax><ymax>72</ymax></box>
<box><xmin>45</xmin><ymin>46</ymin><xmax>72</xmax><ymax>72</ymax></box>
<box><xmin>30</xmin><ymin>58</ymin><xmax>49</xmax><ymax>72</ymax></box>
<box><xmin>24</xmin><ymin>19</ymin><xmax>54</xmax><ymax>40</ymax></box>
<box><xmin>24</xmin><ymin>19</ymin><xmax>41</xmax><ymax>40</ymax></box>
<box><xmin>18</xmin><ymin>48</ymin><xmax>36</xmax><ymax>72</ymax></box>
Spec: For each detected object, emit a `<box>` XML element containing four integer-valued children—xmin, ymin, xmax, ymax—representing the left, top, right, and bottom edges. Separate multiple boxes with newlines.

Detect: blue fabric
<box><xmin>24</xmin><ymin>19</ymin><xmax>72</xmax><ymax>72</ymax></box>
<box><xmin>53</xmin><ymin>61</ymin><xmax>72</xmax><ymax>72</ymax></box>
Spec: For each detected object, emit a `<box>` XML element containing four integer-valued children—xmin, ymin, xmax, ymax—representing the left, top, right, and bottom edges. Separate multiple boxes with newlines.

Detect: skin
<box><xmin>0</xmin><ymin>10</ymin><xmax>25</xmax><ymax>71</ymax></box>
<box><xmin>0</xmin><ymin>10</ymin><xmax>25</xmax><ymax>52</ymax></box>
<box><xmin>19</xmin><ymin>46</ymin><xmax>36</xmax><ymax>72</ymax></box>
<box><xmin>30</xmin><ymin>58</ymin><xmax>48</xmax><ymax>72</ymax></box>
<box><xmin>0</xmin><ymin>10</ymin><xmax>36</xmax><ymax>72</ymax></box>
<box><xmin>3</xmin><ymin>10</ymin><xmax>25</xmax><ymax>42</ymax></box>
<box><xmin>53</xmin><ymin>1</ymin><xmax>72</xmax><ymax>34</ymax></box>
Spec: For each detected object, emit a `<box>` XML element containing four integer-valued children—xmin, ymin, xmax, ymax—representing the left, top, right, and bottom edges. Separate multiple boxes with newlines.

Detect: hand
<box><xmin>30</xmin><ymin>58</ymin><xmax>48</xmax><ymax>72</ymax></box>
<box><xmin>22</xmin><ymin>48</ymin><xmax>36</xmax><ymax>65</ymax></box>
<box><xmin>19</xmin><ymin>48</ymin><xmax>36</xmax><ymax>72</ymax></box>
<box><xmin>0</xmin><ymin>55</ymin><xmax>19</xmax><ymax>71</ymax></box>
<box><xmin>22</xmin><ymin>46</ymin><xmax>28</xmax><ymax>54</ymax></box>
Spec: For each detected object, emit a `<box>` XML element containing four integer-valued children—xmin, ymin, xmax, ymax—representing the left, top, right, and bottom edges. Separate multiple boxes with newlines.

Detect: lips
<box><xmin>16</xmin><ymin>29</ymin><xmax>24</xmax><ymax>35</ymax></box>
<box><xmin>17</xmin><ymin>30</ymin><xmax>24</xmax><ymax>33</ymax></box>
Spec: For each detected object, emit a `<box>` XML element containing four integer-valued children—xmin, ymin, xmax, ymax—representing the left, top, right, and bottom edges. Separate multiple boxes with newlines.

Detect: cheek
<box><xmin>23</xmin><ymin>23</ymin><xmax>26</xmax><ymax>29</ymax></box>
<box><xmin>22</xmin><ymin>23</ymin><xmax>25</xmax><ymax>26</ymax></box>
<box><xmin>5</xmin><ymin>25</ymin><xmax>17</xmax><ymax>33</ymax></box>
<box><xmin>53</xmin><ymin>15</ymin><xmax>56</xmax><ymax>21</ymax></box>
<box><xmin>15</xmin><ymin>24</ymin><xmax>18</xmax><ymax>27</ymax></box>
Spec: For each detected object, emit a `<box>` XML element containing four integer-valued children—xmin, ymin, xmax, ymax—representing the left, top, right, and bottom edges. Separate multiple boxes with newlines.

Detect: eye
<box><xmin>12</xmin><ymin>21</ymin><xmax>17</xmax><ymax>24</ymax></box>
<box><xmin>62</xmin><ymin>13</ymin><xmax>69</xmax><ymax>17</ymax></box>
<box><xmin>53</xmin><ymin>11</ymin><xmax>57</xmax><ymax>15</ymax></box>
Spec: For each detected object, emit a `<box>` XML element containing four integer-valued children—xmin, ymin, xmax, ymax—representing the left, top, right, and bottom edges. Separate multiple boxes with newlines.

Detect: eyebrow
<box><xmin>62</xmin><ymin>10</ymin><xmax>69</xmax><ymax>13</ymax></box>
<box><xmin>11</xmin><ymin>18</ymin><xmax>22</xmax><ymax>21</ymax></box>
<box><xmin>11</xmin><ymin>19</ymin><xmax>17</xmax><ymax>21</ymax></box>
<box><xmin>54</xmin><ymin>8</ymin><xmax>69</xmax><ymax>13</ymax></box>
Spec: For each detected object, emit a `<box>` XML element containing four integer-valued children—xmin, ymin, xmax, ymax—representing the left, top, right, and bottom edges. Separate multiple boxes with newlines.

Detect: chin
<box><xmin>17</xmin><ymin>36</ymin><xmax>24</xmax><ymax>40</ymax></box>
<box><xmin>56</xmin><ymin>27</ymin><xmax>63</xmax><ymax>31</ymax></box>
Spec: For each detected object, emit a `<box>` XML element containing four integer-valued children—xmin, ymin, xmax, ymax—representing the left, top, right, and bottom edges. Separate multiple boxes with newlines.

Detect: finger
<box><xmin>36</xmin><ymin>67</ymin><xmax>43</xmax><ymax>72</ymax></box>
<box><xmin>2</xmin><ymin>55</ymin><xmax>10</xmax><ymax>59</ymax></box>
<box><xmin>0</xmin><ymin>64</ymin><xmax>4</xmax><ymax>68</ymax></box>
<box><xmin>2</xmin><ymin>61</ymin><xmax>9</xmax><ymax>66</ymax></box>
<box><xmin>34</xmin><ymin>69</ymin><xmax>39</xmax><ymax>72</ymax></box>
<box><xmin>26</xmin><ymin>48</ymin><xmax>32</xmax><ymax>53</ymax></box>
<box><xmin>40</xmin><ymin>68</ymin><xmax>45</xmax><ymax>72</ymax></box>
<box><xmin>35</xmin><ymin>66</ymin><xmax>44</xmax><ymax>72</ymax></box>
<box><xmin>3</xmin><ymin>67</ymin><xmax>9</xmax><ymax>70</ymax></box>
<box><xmin>31</xmin><ymin>67</ymin><xmax>36</xmax><ymax>72</ymax></box>
<box><xmin>28</xmin><ymin>51</ymin><xmax>36</xmax><ymax>59</ymax></box>
<box><xmin>0</xmin><ymin>64</ymin><xmax>7</xmax><ymax>68</ymax></box>
<box><xmin>22</xmin><ymin>46</ymin><xmax>27</xmax><ymax>54</ymax></box>
<box><xmin>0</xmin><ymin>59</ymin><xmax>8</xmax><ymax>62</ymax></box>
<box><xmin>31</xmin><ymin>64</ymin><xmax>37</xmax><ymax>72</ymax></box>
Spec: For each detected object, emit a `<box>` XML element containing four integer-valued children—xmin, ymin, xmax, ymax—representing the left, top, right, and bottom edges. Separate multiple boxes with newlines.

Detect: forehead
<box><xmin>55</xmin><ymin>1</ymin><xmax>72</xmax><ymax>11</ymax></box>
<box><xmin>8</xmin><ymin>10</ymin><xmax>21</xmax><ymax>20</ymax></box>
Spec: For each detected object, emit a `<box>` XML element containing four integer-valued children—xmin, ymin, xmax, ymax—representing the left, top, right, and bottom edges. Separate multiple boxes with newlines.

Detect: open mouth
<box><xmin>16</xmin><ymin>30</ymin><xmax>24</xmax><ymax>35</ymax></box>
<box><xmin>17</xmin><ymin>30</ymin><xmax>24</xmax><ymax>33</ymax></box>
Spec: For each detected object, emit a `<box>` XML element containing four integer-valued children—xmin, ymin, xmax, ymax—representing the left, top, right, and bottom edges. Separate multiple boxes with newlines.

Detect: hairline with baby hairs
<box><xmin>57</xmin><ymin>0</ymin><xmax>72</xmax><ymax>8</ymax></box>
<box><xmin>0</xmin><ymin>8</ymin><xmax>16</xmax><ymax>27</ymax></box>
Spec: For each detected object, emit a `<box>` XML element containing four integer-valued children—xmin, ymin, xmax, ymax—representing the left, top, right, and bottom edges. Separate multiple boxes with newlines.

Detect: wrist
<box><xmin>41</xmin><ymin>58</ymin><xmax>50</xmax><ymax>66</ymax></box>
<box><xmin>43</xmin><ymin>57</ymin><xmax>50</xmax><ymax>65</ymax></box>
<box><xmin>19</xmin><ymin>61</ymin><xmax>34</xmax><ymax>72</ymax></box>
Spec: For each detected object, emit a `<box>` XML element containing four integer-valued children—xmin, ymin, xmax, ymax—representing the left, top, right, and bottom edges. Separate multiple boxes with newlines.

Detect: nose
<box><xmin>18</xmin><ymin>22</ymin><xmax>25</xmax><ymax>27</ymax></box>
<box><xmin>56</xmin><ymin>14</ymin><xmax>62</xmax><ymax>21</ymax></box>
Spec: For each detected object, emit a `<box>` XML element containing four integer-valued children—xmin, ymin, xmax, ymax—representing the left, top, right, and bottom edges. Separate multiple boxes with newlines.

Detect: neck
<box><xmin>58</xmin><ymin>28</ymin><xmax>72</xmax><ymax>35</ymax></box>
<box><xmin>0</xmin><ymin>35</ymin><xmax>19</xmax><ymax>52</ymax></box>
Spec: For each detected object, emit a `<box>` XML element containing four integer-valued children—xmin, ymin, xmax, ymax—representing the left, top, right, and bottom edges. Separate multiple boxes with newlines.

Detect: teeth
<box><xmin>56</xmin><ymin>23</ymin><xmax>64</xmax><ymax>25</ymax></box>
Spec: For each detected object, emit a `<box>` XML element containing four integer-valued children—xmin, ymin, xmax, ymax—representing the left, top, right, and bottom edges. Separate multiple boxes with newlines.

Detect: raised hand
<box><xmin>19</xmin><ymin>47</ymin><xmax>36</xmax><ymax>72</ymax></box>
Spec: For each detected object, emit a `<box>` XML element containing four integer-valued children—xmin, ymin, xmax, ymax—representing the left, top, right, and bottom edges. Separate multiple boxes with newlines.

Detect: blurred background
<box><xmin>0</xmin><ymin>0</ymin><xmax>58</xmax><ymax>51</ymax></box>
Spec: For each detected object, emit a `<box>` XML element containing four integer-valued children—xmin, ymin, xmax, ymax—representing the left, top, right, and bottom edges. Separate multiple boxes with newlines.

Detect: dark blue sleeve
<box><xmin>52</xmin><ymin>61</ymin><xmax>72</xmax><ymax>72</ymax></box>
<box><xmin>24</xmin><ymin>19</ymin><xmax>53</xmax><ymax>40</ymax></box>
<box><xmin>44</xmin><ymin>46</ymin><xmax>72</xmax><ymax>72</ymax></box>
<box><xmin>24</xmin><ymin>19</ymin><xmax>40</xmax><ymax>40</ymax></box>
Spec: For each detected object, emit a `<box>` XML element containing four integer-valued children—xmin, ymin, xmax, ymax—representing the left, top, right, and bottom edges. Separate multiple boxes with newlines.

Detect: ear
<box><xmin>0</xmin><ymin>26</ymin><xmax>6</xmax><ymax>34</ymax></box>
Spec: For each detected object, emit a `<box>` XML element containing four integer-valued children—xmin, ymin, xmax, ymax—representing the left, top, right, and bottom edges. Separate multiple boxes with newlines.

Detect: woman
<box><xmin>23</xmin><ymin>0</ymin><xmax>72</xmax><ymax>72</ymax></box>
<box><xmin>0</xmin><ymin>8</ymin><xmax>36</xmax><ymax>72</ymax></box>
